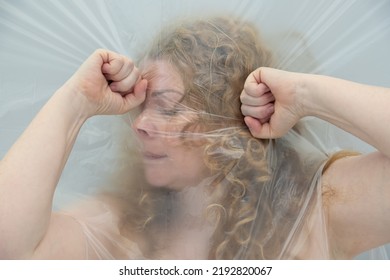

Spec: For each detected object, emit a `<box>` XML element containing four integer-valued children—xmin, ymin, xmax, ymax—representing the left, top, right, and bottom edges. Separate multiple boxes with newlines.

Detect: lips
<box><xmin>143</xmin><ymin>151</ymin><xmax>168</xmax><ymax>160</ymax></box>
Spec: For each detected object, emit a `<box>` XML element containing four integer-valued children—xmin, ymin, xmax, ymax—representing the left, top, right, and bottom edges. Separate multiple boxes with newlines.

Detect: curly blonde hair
<box><xmin>121</xmin><ymin>16</ymin><xmax>316</xmax><ymax>259</ymax></box>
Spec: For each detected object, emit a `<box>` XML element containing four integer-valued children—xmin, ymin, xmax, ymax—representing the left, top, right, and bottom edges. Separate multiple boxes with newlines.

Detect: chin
<box><xmin>145</xmin><ymin>176</ymin><xmax>187</xmax><ymax>191</ymax></box>
<box><xmin>143</xmin><ymin>168</ymin><xmax>205</xmax><ymax>190</ymax></box>
<box><xmin>144</xmin><ymin>172</ymin><xmax>173</xmax><ymax>188</ymax></box>
<box><xmin>147</xmin><ymin>180</ymin><xmax>169</xmax><ymax>188</ymax></box>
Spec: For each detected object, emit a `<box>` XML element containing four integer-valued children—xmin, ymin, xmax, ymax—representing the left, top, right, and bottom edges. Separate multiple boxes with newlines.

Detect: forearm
<box><xmin>304</xmin><ymin>75</ymin><xmax>390</xmax><ymax>157</ymax></box>
<box><xmin>0</xmin><ymin>87</ymin><xmax>88</xmax><ymax>258</ymax></box>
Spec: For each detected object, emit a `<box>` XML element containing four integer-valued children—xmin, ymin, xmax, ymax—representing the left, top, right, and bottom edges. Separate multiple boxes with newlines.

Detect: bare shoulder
<box><xmin>32</xmin><ymin>194</ymin><xmax>126</xmax><ymax>259</ymax></box>
<box><xmin>322</xmin><ymin>151</ymin><xmax>390</xmax><ymax>258</ymax></box>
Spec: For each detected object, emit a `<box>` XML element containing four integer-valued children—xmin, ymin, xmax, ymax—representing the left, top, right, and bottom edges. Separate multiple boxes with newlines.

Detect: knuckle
<box><xmin>125</xmin><ymin>58</ymin><xmax>134</xmax><ymax>70</ymax></box>
<box><xmin>132</xmin><ymin>66</ymin><xmax>139</xmax><ymax>76</ymax></box>
<box><xmin>240</xmin><ymin>104</ymin><xmax>246</xmax><ymax>114</ymax></box>
<box><xmin>240</xmin><ymin>104</ymin><xmax>249</xmax><ymax>116</ymax></box>
<box><xmin>94</xmin><ymin>48</ymin><xmax>105</xmax><ymax>55</ymax></box>
<box><xmin>239</xmin><ymin>93</ymin><xmax>246</xmax><ymax>103</ymax></box>
<box><xmin>243</xmin><ymin>83</ymin><xmax>252</xmax><ymax>93</ymax></box>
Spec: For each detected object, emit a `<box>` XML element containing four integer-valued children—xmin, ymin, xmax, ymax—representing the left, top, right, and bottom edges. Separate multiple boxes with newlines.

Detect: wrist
<box><xmin>55</xmin><ymin>83</ymin><xmax>94</xmax><ymax>121</ymax></box>
<box><xmin>297</xmin><ymin>73</ymin><xmax>327</xmax><ymax>118</ymax></box>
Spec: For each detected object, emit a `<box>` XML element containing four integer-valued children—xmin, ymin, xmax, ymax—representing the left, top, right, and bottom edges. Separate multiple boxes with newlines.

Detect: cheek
<box><xmin>173</xmin><ymin>147</ymin><xmax>208</xmax><ymax>176</ymax></box>
<box><xmin>143</xmin><ymin>147</ymin><xmax>210</xmax><ymax>189</ymax></box>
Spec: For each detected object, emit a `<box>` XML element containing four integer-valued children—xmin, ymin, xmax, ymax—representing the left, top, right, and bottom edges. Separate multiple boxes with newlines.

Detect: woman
<box><xmin>0</xmin><ymin>17</ymin><xmax>389</xmax><ymax>259</ymax></box>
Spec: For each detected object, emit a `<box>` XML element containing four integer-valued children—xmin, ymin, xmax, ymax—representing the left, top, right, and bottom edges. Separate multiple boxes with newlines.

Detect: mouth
<box><xmin>143</xmin><ymin>151</ymin><xmax>168</xmax><ymax>161</ymax></box>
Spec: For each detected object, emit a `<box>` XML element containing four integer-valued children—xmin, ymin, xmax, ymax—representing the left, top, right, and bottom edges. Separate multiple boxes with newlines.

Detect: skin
<box><xmin>0</xmin><ymin>51</ymin><xmax>389</xmax><ymax>259</ymax></box>
<box><xmin>240</xmin><ymin>67</ymin><xmax>390</xmax><ymax>258</ymax></box>
<box><xmin>133</xmin><ymin>61</ymin><xmax>211</xmax><ymax>189</ymax></box>
<box><xmin>0</xmin><ymin>49</ymin><xmax>147</xmax><ymax>259</ymax></box>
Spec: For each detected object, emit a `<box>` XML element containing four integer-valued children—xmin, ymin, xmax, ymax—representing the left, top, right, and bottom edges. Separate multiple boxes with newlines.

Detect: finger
<box><xmin>243</xmin><ymin>82</ymin><xmax>270</xmax><ymax>98</ymax></box>
<box><xmin>123</xmin><ymin>79</ymin><xmax>147</xmax><ymax>109</ymax></box>
<box><xmin>241</xmin><ymin>103</ymin><xmax>274</xmax><ymax>120</ymax></box>
<box><xmin>244</xmin><ymin>116</ymin><xmax>275</xmax><ymax>139</ymax></box>
<box><xmin>109</xmin><ymin>67</ymin><xmax>141</xmax><ymax>94</ymax></box>
<box><xmin>101</xmin><ymin>56</ymin><xmax>124</xmax><ymax>76</ymax></box>
<box><xmin>240</xmin><ymin>91</ymin><xmax>275</xmax><ymax>106</ymax></box>
<box><xmin>247</xmin><ymin>68</ymin><xmax>262</xmax><ymax>84</ymax></box>
<box><xmin>244</xmin><ymin>116</ymin><xmax>261</xmax><ymax>137</ymax></box>
<box><xmin>102</xmin><ymin>56</ymin><xmax>135</xmax><ymax>82</ymax></box>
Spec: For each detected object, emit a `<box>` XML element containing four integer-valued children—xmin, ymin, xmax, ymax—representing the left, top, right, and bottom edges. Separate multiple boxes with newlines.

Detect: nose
<box><xmin>133</xmin><ymin>110</ymin><xmax>157</xmax><ymax>139</ymax></box>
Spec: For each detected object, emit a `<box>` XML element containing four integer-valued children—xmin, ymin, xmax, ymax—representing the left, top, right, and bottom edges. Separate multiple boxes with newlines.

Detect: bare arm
<box><xmin>241</xmin><ymin>68</ymin><xmax>390</xmax><ymax>157</ymax></box>
<box><xmin>294</xmin><ymin>74</ymin><xmax>390</xmax><ymax>256</ymax></box>
<box><xmin>0</xmin><ymin>89</ymin><xmax>86</xmax><ymax>259</ymax></box>
<box><xmin>304</xmin><ymin>75</ymin><xmax>390</xmax><ymax>158</ymax></box>
<box><xmin>0</xmin><ymin>49</ymin><xmax>146</xmax><ymax>259</ymax></box>
<box><xmin>240</xmin><ymin>68</ymin><xmax>390</xmax><ymax>257</ymax></box>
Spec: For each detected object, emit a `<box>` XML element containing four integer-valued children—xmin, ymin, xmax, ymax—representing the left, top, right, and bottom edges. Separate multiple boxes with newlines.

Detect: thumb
<box><xmin>123</xmin><ymin>79</ymin><xmax>147</xmax><ymax>110</ymax></box>
<box><xmin>244</xmin><ymin>116</ymin><xmax>275</xmax><ymax>139</ymax></box>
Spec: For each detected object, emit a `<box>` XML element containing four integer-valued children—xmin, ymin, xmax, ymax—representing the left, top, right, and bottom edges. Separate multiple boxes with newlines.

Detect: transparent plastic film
<box><xmin>1</xmin><ymin>0</ymin><xmax>390</xmax><ymax>260</ymax></box>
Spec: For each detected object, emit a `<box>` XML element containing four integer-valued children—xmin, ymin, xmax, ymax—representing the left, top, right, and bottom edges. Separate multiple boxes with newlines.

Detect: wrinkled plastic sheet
<box><xmin>1</xmin><ymin>0</ymin><xmax>389</xmax><ymax>259</ymax></box>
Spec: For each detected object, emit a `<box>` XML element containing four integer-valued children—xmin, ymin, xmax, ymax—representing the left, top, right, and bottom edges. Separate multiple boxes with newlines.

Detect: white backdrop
<box><xmin>1</xmin><ymin>0</ymin><xmax>390</xmax><ymax>258</ymax></box>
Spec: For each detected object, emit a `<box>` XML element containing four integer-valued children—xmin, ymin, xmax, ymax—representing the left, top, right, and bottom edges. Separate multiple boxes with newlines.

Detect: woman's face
<box><xmin>133</xmin><ymin>61</ymin><xmax>210</xmax><ymax>190</ymax></box>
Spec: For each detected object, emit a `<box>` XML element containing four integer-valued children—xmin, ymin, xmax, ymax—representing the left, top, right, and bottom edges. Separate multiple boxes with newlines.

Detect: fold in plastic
<box><xmin>1</xmin><ymin>0</ymin><xmax>389</xmax><ymax>259</ymax></box>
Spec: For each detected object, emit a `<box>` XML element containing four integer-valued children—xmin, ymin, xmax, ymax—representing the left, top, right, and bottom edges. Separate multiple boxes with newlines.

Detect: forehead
<box><xmin>142</xmin><ymin>60</ymin><xmax>184</xmax><ymax>93</ymax></box>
